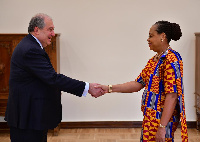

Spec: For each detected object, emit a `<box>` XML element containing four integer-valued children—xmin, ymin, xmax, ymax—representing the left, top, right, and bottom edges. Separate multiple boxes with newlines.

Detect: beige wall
<box><xmin>0</xmin><ymin>0</ymin><xmax>200</xmax><ymax>122</ymax></box>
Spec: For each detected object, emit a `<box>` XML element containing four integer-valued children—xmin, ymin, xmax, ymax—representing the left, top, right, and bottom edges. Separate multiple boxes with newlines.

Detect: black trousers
<box><xmin>10</xmin><ymin>126</ymin><xmax>48</xmax><ymax>142</ymax></box>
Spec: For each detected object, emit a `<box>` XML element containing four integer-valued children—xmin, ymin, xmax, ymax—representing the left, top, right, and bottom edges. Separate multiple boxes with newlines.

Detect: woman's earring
<box><xmin>161</xmin><ymin>39</ymin><xmax>163</xmax><ymax>42</ymax></box>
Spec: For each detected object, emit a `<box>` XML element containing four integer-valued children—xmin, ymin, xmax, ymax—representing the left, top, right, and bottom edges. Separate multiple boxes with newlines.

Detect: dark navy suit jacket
<box><xmin>5</xmin><ymin>34</ymin><xmax>86</xmax><ymax>130</ymax></box>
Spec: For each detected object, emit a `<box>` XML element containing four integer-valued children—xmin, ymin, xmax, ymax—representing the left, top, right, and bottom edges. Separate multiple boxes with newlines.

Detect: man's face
<box><xmin>37</xmin><ymin>17</ymin><xmax>55</xmax><ymax>47</ymax></box>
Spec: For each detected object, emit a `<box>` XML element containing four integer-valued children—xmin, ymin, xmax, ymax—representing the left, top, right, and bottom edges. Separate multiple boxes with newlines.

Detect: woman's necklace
<box><xmin>155</xmin><ymin>46</ymin><xmax>171</xmax><ymax>61</ymax></box>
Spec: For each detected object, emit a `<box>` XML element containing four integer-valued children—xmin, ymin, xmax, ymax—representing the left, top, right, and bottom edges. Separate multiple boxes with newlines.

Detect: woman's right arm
<box><xmin>96</xmin><ymin>81</ymin><xmax>144</xmax><ymax>93</ymax></box>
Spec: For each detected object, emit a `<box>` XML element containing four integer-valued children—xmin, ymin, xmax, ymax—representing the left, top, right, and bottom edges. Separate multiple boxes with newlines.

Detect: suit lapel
<box><xmin>43</xmin><ymin>48</ymin><xmax>51</xmax><ymax>62</ymax></box>
<box><xmin>27</xmin><ymin>34</ymin><xmax>51</xmax><ymax>63</ymax></box>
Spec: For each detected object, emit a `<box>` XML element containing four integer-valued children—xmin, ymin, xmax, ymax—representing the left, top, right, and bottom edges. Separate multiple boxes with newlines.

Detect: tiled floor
<box><xmin>0</xmin><ymin>128</ymin><xmax>200</xmax><ymax>142</ymax></box>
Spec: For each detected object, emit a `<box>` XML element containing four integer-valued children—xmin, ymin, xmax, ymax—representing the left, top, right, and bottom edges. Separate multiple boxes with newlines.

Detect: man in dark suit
<box><xmin>5</xmin><ymin>13</ymin><xmax>104</xmax><ymax>142</ymax></box>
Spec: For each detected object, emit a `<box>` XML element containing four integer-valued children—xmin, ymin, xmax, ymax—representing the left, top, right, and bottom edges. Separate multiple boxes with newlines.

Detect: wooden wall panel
<box><xmin>0</xmin><ymin>33</ymin><xmax>60</xmax><ymax>135</ymax></box>
<box><xmin>195</xmin><ymin>33</ymin><xmax>200</xmax><ymax>130</ymax></box>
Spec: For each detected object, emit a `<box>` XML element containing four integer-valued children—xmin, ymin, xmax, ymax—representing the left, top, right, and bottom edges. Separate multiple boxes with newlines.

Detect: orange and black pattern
<box><xmin>136</xmin><ymin>49</ymin><xmax>188</xmax><ymax>142</ymax></box>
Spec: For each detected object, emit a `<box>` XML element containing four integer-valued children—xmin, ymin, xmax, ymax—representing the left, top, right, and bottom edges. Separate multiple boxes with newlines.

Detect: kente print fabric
<box><xmin>135</xmin><ymin>49</ymin><xmax>188</xmax><ymax>142</ymax></box>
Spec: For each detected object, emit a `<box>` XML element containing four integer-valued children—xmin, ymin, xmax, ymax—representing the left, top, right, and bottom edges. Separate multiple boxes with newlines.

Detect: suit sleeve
<box><xmin>23</xmin><ymin>48</ymin><xmax>86</xmax><ymax>96</ymax></box>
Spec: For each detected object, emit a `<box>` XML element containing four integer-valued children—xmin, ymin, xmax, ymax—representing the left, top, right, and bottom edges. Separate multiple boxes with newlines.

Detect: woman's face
<box><xmin>147</xmin><ymin>25</ymin><xmax>163</xmax><ymax>52</ymax></box>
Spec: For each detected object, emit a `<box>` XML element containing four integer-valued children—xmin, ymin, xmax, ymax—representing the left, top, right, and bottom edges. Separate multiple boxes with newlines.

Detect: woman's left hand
<box><xmin>155</xmin><ymin>127</ymin><xmax>166</xmax><ymax>142</ymax></box>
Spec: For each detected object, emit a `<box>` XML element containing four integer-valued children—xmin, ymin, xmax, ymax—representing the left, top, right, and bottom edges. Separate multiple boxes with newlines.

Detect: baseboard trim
<box><xmin>0</xmin><ymin>122</ymin><xmax>10</xmax><ymax>132</ymax></box>
<box><xmin>0</xmin><ymin>121</ymin><xmax>197</xmax><ymax>132</ymax></box>
<box><xmin>60</xmin><ymin>121</ymin><xmax>197</xmax><ymax>129</ymax></box>
<box><xmin>60</xmin><ymin>121</ymin><xmax>143</xmax><ymax>128</ymax></box>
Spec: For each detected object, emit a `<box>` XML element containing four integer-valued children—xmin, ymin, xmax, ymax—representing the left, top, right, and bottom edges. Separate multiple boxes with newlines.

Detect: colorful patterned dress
<box><xmin>135</xmin><ymin>49</ymin><xmax>188</xmax><ymax>142</ymax></box>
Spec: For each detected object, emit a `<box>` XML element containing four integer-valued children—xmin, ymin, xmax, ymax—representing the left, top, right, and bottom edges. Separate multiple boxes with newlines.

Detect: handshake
<box><xmin>88</xmin><ymin>83</ymin><xmax>109</xmax><ymax>98</ymax></box>
<box><xmin>87</xmin><ymin>81</ymin><xmax>142</xmax><ymax>98</ymax></box>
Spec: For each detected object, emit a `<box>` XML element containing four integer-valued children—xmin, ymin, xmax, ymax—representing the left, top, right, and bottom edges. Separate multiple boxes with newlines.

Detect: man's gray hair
<box><xmin>28</xmin><ymin>13</ymin><xmax>52</xmax><ymax>33</ymax></box>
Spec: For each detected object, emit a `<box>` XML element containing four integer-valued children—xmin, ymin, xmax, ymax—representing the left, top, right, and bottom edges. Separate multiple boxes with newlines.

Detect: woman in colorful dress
<box><xmin>96</xmin><ymin>21</ymin><xmax>188</xmax><ymax>142</ymax></box>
